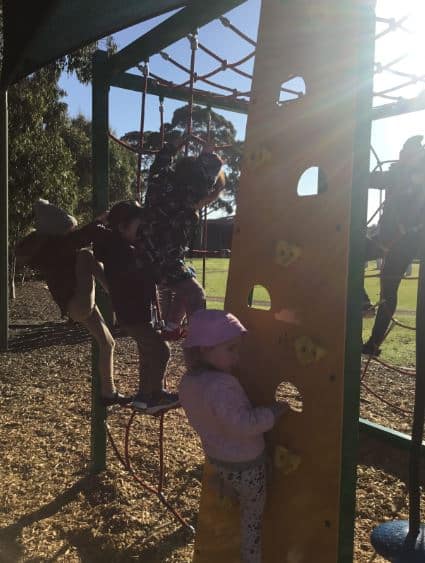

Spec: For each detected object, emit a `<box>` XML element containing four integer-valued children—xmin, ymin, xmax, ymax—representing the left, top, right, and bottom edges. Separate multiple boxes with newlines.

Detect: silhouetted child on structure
<box><xmin>363</xmin><ymin>135</ymin><xmax>425</xmax><ymax>356</ymax></box>
<box><xmin>94</xmin><ymin>200</ymin><xmax>179</xmax><ymax>413</ymax></box>
<box><xmin>140</xmin><ymin>140</ymin><xmax>225</xmax><ymax>340</ymax></box>
<box><xmin>16</xmin><ymin>199</ymin><xmax>129</xmax><ymax>406</ymax></box>
<box><xmin>179</xmin><ymin>309</ymin><xmax>288</xmax><ymax>563</ymax></box>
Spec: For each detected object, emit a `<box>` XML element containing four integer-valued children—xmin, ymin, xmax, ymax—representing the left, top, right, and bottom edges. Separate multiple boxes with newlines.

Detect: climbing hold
<box><xmin>244</xmin><ymin>146</ymin><xmax>272</xmax><ymax>171</ymax></box>
<box><xmin>294</xmin><ymin>335</ymin><xmax>327</xmax><ymax>366</ymax></box>
<box><xmin>275</xmin><ymin>240</ymin><xmax>301</xmax><ymax>267</ymax></box>
<box><xmin>274</xmin><ymin>445</ymin><xmax>301</xmax><ymax>475</ymax></box>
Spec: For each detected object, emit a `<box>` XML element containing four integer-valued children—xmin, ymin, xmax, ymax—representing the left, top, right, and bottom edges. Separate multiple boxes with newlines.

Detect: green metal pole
<box><xmin>339</xmin><ymin>2</ymin><xmax>376</xmax><ymax>562</ymax></box>
<box><xmin>0</xmin><ymin>90</ymin><xmax>9</xmax><ymax>352</ymax></box>
<box><xmin>109</xmin><ymin>72</ymin><xmax>249</xmax><ymax>115</ymax></box>
<box><xmin>90</xmin><ymin>50</ymin><xmax>109</xmax><ymax>474</ymax></box>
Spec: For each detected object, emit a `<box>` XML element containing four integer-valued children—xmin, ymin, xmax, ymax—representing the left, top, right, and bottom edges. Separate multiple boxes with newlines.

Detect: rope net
<box><xmin>105</xmin><ymin>406</ymin><xmax>195</xmax><ymax>532</ymax></box>
<box><xmin>108</xmin><ymin>5</ymin><xmax>425</xmax><ymax>178</ymax></box>
<box><xmin>131</xmin><ymin>6</ymin><xmax>425</xmax><ymax>113</ymax></box>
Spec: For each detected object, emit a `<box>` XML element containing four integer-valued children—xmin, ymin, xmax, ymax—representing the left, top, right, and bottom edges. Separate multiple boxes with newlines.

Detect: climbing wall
<box><xmin>193</xmin><ymin>1</ymin><xmax>374</xmax><ymax>562</ymax></box>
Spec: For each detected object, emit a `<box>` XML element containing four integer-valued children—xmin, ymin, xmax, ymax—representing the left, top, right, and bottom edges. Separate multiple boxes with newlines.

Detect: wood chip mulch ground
<box><xmin>0</xmin><ymin>281</ymin><xmax>423</xmax><ymax>562</ymax></box>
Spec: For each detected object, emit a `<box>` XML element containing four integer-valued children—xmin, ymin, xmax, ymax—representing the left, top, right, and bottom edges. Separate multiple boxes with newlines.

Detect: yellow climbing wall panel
<box><xmin>193</xmin><ymin>1</ymin><xmax>372</xmax><ymax>562</ymax></box>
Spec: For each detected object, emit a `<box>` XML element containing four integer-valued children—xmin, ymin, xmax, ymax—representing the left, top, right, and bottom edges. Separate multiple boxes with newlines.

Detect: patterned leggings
<box><xmin>216</xmin><ymin>463</ymin><xmax>266</xmax><ymax>563</ymax></box>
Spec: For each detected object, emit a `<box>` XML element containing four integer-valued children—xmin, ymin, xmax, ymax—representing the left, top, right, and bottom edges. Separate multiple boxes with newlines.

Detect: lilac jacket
<box><xmin>179</xmin><ymin>370</ymin><xmax>275</xmax><ymax>463</ymax></box>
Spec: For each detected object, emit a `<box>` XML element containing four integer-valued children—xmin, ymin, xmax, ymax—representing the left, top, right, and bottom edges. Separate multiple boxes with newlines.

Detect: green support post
<box><xmin>90</xmin><ymin>50</ymin><xmax>109</xmax><ymax>474</ymax></box>
<box><xmin>338</xmin><ymin>3</ymin><xmax>376</xmax><ymax>561</ymax></box>
<box><xmin>0</xmin><ymin>90</ymin><xmax>8</xmax><ymax>352</ymax></box>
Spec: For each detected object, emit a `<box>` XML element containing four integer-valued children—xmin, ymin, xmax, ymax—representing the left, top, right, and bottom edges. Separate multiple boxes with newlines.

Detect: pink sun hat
<box><xmin>183</xmin><ymin>309</ymin><xmax>247</xmax><ymax>348</ymax></box>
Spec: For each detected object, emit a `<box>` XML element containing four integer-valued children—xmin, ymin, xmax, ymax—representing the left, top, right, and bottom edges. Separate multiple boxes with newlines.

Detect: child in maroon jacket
<box><xmin>95</xmin><ymin>200</ymin><xmax>179</xmax><ymax>414</ymax></box>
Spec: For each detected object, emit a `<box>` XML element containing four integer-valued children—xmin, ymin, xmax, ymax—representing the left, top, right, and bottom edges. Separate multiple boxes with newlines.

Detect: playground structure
<box><xmin>1</xmin><ymin>1</ymin><xmax>425</xmax><ymax>562</ymax></box>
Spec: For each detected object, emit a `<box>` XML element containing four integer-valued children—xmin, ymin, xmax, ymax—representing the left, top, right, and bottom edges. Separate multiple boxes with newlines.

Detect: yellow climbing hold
<box><xmin>274</xmin><ymin>445</ymin><xmax>301</xmax><ymax>475</ymax></box>
<box><xmin>294</xmin><ymin>335</ymin><xmax>326</xmax><ymax>366</ymax></box>
<box><xmin>275</xmin><ymin>240</ymin><xmax>301</xmax><ymax>267</ymax></box>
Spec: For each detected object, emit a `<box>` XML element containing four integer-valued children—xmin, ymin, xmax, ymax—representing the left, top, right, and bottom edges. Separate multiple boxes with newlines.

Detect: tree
<box><xmin>109</xmin><ymin>132</ymin><xmax>138</xmax><ymax>205</ymax></box>
<box><xmin>63</xmin><ymin>114</ymin><xmax>137</xmax><ymax>224</ymax></box>
<box><xmin>0</xmin><ymin>0</ymin><xmax>118</xmax><ymax>240</ymax></box>
<box><xmin>121</xmin><ymin>104</ymin><xmax>244</xmax><ymax>213</ymax></box>
<box><xmin>0</xmin><ymin>7</ymin><xmax>117</xmax><ymax>295</ymax></box>
<box><xmin>8</xmin><ymin>69</ymin><xmax>78</xmax><ymax>247</ymax></box>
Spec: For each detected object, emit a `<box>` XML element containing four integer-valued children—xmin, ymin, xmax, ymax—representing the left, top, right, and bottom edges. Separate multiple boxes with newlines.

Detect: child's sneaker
<box><xmin>361</xmin><ymin>341</ymin><xmax>381</xmax><ymax>357</ymax></box>
<box><xmin>362</xmin><ymin>303</ymin><xmax>376</xmax><ymax>318</ymax></box>
<box><xmin>101</xmin><ymin>392</ymin><xmax>133</xmax><ymax>407</ymax></box>
<box><xmin>132</xmin><ymin>390</ymin><xmax>180</xmax><ymax>414</ymax></box>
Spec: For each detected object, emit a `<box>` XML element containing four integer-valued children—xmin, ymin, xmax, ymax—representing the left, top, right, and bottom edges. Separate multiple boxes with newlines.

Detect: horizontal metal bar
<box><xmin>110</xmin><ymin>72</ymin><xmax>249</xmax><ymax>114</ymax></box>
<box><xmin>112</xmin><ymin>78</ymin><xmax>425</xmax><ymax>122</ymax></box>
<box><xmin>372</xmin><ymin>95</ymin><xmax>425</xmax><ymax>120</ymax></box>
<box><xmin>359</xmin><ymin>418</ymin><xmax>425</xmax><ymax>454</ymax></box>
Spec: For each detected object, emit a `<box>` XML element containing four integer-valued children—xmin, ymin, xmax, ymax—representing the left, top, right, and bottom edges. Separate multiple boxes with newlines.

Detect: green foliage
<box><xmin>7</xmin><ymin>64</ymin><xmax>134</xmax><ymax>247</ymax></box>
<box><xmin>109</xmin><ymin>136</ymin><xmax>137</xmax><ymax>204</ymax></box>
<box><xmin>54</xmin><ymin>37</ymin><xmax>117</xmax><ymax>84</ymax></box>
<box><xmin>171</xmin><ymin>105</ymin><xmax>236</xmax><ymax>142</ymax></box>
<box><xmin>62</xmin><ymin>114</ymin><xmax>137</xmax><ymax>224</ymax></box>
<box><xmin>8</xmin><ymin>69</ymin><xmax>78</xmax><ymax>246</ymax></box>
<box><xmin>0</xmin><ymin>2</ymin><xmax>117</xmax><ymax>249</ymax></box>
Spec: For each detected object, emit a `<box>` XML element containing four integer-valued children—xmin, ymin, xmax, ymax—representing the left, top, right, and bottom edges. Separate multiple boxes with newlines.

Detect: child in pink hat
<box><xmin>179</xmin><ymin>309</ymin><xmax>288</xmax><ymax>563</ymax></box>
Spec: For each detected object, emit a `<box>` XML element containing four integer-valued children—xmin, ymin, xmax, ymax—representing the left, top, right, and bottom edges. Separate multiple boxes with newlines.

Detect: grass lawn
<box><xmin>189</xmin><ymin>258</ymin><xmax>229</xmax><ymax>306</ymax></box>
<box><xmin>189</xmin><ymin>257</ymin><xmax>418</xmax><ymax>366</ymax></box>
<box><xmin>364</xmin><ymin>262</ymin><xmax>419</xmax><ymax>311</ymax></box>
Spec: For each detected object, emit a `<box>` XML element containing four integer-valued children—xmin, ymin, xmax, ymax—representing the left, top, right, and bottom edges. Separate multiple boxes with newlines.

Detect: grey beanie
<box><xmin>33</xmin><ymin>199</ymin><xmax>78</xmax><ymax>235</ymax></box>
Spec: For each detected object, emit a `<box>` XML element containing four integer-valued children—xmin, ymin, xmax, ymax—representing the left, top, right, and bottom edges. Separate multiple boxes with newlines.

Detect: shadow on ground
<box><xmin>0</xmin><ymin>475</ymin><xmax>194</xmax><ymax>563</ymax></box>
<box><xmin>7</xmin><ymin>323</ymin><xmax>124</xmax><ymax>353</ymax></box>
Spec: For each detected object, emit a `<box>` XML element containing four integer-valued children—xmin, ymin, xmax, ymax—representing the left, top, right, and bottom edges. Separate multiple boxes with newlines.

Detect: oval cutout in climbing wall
<box><xmin>297</xmin><ymin>166</ymin><xmax>327</xmax><ymax>197</ymax></box>
<box><xmin>248</xmin><ymin>285</ymin><xmax>271</xmax><ymax>310</ymax></box>
<box><xmin>277</xmin><ymin>76</ymin><xmax>306</xmax><ymax>105</ymax></box>
<box><xmin>275</xmin><ymin>381</ymin><xmax>303</xmax><ymax>413</ymax></box>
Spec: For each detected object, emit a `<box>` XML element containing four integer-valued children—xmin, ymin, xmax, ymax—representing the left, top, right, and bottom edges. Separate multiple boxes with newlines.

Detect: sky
<box><xmin>59</xmin><ymin>0</ymin><xmax>425</xmax><ymax>220</ymax></box>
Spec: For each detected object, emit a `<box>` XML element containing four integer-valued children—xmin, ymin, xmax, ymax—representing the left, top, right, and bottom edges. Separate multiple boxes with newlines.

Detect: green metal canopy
<box><xmin>1</xmin><ymin>0</ymin><xmax>188</xmax><ymax>87</ymax></box>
